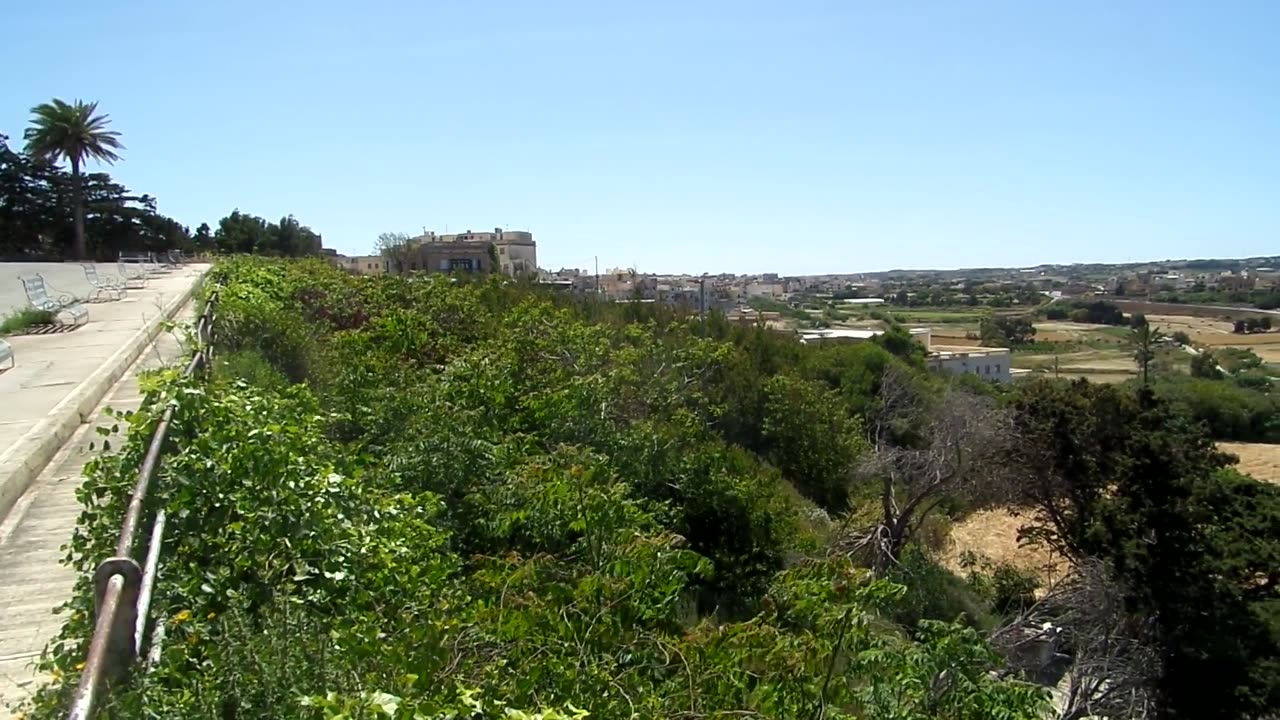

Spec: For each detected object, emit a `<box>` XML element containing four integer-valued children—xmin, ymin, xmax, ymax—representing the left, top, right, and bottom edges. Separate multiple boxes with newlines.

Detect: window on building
<box><xmin>450</xmin><ymin>258</ymin><xmax>474</xmax><ymax>271</ymax></box>
<box><xmin>410</xmin><ymin>262</ymin><xmax>418</xmax><ymax>271</ymax></box>
<box><xmin>985</xmin><ymin>366</ymin><xmax>990</xmax><ymax>375</ymax></box>
<box><xmin>994</xmin><ymin>364</ymin><xmax>1001</xmax><ymax>373</ymax></box>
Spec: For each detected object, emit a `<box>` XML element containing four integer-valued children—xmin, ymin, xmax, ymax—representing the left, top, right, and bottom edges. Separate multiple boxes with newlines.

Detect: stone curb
<box><xmin>0</xmin><ymin>275</ymin><xmax>204</xmax><ymax>522</ymax></box>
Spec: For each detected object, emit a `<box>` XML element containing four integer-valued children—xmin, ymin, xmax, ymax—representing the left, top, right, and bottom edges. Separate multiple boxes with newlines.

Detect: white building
<box><xmin>328</xmin><ymin>254</ymin><xmax>387</xmax><ymax>275</ymax></box>
<box><xmin>798</xmin><ymin>325</ymin><xmax>1013</xmax><ymax>383</ymax></box>
<box><xmin>797</xmin><ymin>327</ymin><xmax>931</xmax><ymax>345</ymax></box>
<box><xmin>926</xmin><ymin>347</ymin><xmax>1012</xmax><ymax>382</ymax></box>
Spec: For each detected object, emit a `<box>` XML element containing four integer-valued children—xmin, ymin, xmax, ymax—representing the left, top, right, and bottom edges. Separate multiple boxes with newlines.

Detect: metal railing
<box><xmin>67</xmin><ymin>292</ymin><xmax>218</xmax><ymax>720</ymax></box>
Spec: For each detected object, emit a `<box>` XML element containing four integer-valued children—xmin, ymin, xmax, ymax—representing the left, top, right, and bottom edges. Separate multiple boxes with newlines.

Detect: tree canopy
<box><xmin>1</xmin><ymin>131</ymin><xmax>323</xmax><ymax>260</ymax></box>
<box><xmin>23</xmin><ymin>99</ymin><xmax>124</xmax><ymax>259</ymax></box>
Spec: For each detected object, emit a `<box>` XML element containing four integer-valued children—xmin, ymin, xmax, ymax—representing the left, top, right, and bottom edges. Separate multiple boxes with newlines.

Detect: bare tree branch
<box><xmin>990</xmin><ymin>559</ymin><xmax>1160</xmax><ymax>720</ymax></box>
<box><xmin>840</xmin><ymin>368</ymin><xmax>1019</xmax><ymax>574</ymax></box>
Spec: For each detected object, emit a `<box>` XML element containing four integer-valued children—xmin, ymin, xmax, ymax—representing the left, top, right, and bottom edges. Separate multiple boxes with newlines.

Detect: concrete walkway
<box><xmin>0</xmin><ymin>263</ymin><xmax>206</xmax><ymax>714</ymax></box>
<box><xmin>0</xmin><ymin>265</ymin><xmax>207</xmax><ymax>519</ymax></box>
<box><xmin>0</xmin><ymin>296</ymin><xmax>200</xmax><ymax>717</ymax></box>
<box><xmin>1</xmin><ymin>262</ymin><xmax>152</xmax><ymax>317</ymax></box>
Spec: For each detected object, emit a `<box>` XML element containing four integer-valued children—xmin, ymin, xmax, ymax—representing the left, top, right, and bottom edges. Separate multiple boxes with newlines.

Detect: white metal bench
<box><xmin>117</xmin><ymin>259</ymin><xmax>150</xmax><ymax>288</ymax></box>
<box><xmin>119</xmin><ymin>252</ymin><xmax>167</xmax><ymax>276</ymax></box>
<box><xmin>82</xmin><ymin>264</ymin><xmax>127</xmax><ymax>301</ymax></box>
<box><xmin>20</xmin><ymin>274</ymin><xmax>89</xmax><ymax>326</ymax></box>
<box><xmin>0</xmin><ymin>338</ymin><xmax>13</xmax><ymax>370</ymax></box>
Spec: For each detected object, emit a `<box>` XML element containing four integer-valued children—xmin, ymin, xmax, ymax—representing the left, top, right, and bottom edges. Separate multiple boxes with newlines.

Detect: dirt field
<box><xmin>1221</xmin><ymin>442</ymin><xmax>1280</xmax><ymax>485</ymax></box>
<box><xmin>909</xmin><ymin>310</ymin><xmax>1278</xmax><ymax>364</ymax></box>
<box><xmin>1148</xmin><ymin>314</ymin><xmax>1280</xmax><ymax>362</ymax></box>
<box><xmin>945</xmin><ymin>445</ymin><xmax>1280</xmax><ymax>584</ymax></box>
<box><xmin>940</xmin><ymin>508</ymin><xmax>1067</xmax><ymax>583</ymax></box>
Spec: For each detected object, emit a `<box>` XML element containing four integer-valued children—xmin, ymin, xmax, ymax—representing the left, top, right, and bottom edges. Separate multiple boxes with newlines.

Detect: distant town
<box><xmin>323</xmin><ymin>231</ymin><xmax>1279</xmax><ymax>387</ymax></box>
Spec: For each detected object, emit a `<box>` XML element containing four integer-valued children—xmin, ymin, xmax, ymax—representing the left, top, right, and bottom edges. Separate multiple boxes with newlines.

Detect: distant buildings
<box><xmin>1104</xmin><ymin>266</ymin><xmax>1278</xmax><ymax>296</ymax></box>
<box><xmin>797</xmin><ymin>326</ymin><xmax>1012</xmax><ymax>383</ymax></box>
<box><xmin>402</xmin><ymin>228</ymin><xmax>537</xmax><ymax>276</ymax></box>
<box><xmin>327</xmin><ymin>227</ymin><xmax>537</xmax><ymax>277</ymax></box>
<box><xmin>333</xmin><ymin>255</ymin><xmax>387</xmax><ymax>275</ymax></box>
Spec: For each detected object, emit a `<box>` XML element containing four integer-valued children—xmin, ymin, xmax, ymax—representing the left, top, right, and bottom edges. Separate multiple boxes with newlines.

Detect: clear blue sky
<box><xmin>4</xmin><ymin>1</ymin><xmax>1277</xmax><ymax>275</ymax></box>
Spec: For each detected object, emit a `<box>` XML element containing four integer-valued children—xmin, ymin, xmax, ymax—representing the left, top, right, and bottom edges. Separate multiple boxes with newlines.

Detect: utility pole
<box><xmin>699</xmin><ymin>273</ymin><xmax>707</xmax><ymax>336</ymax></box>
<box><xmin>594</xmin><ymin>256</ymin><xmax>600</xmax><ymax>297</ymax></box>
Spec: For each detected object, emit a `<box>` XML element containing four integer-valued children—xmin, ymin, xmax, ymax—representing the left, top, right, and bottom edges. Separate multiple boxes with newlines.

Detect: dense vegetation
<box><xmin>1152</xmin><ymin>287</ymin><xmax>1280</xmax><ymax>311</ymax></box>
<box><xmin>885</xmin><ymin>282</ymin><xmax>1045</xmax><ymax>308</ymax></box>
<box><xmin>22</xmin><ymin>259</ymin><xmax>1280</xmax><ymax>719</ymax></box>
<box><xmin>1233</xmin><ymin>316</ymin><xmax>1274</xmax><ymax>334</ymax></box>
<box><xmin>1042</xmin><ymin>300</ymin><xmax>1129</xmax><ymax>325</ymax></box>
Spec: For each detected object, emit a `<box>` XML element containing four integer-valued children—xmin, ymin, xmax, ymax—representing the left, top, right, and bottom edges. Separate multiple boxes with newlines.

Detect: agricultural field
<box><xmin>817</xmin><ymin>300</ymin><xmax>1277</xmax><ymax>383</ymax></box>
<box><xmin>947</xmin><ymin>442</ymin><xmax>1280</xmax><ymax>585</ymax></box>
<box><xmin>1220</xmin><ymin>442</ymin><xmax>1280</xmax><ymax>485</ymax></box>
<box><xmin>940</xmin><ymin>509</ymin><xmax>1067</xmax><ymax>584</ymax></box>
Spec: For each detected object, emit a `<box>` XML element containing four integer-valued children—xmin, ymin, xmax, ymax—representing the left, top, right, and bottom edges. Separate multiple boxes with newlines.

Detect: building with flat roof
<box><xmin>328</xmin><ymin>254</ymin><xmax>387</xmax><ymax>275</ymax></box>
<box><xmin>926</xmin><ymin>346</ymin><xmax>1012</xmax><ymax>383</ymax></box>
<box><xmin>392</xmin><ymin>228</ymin><xmax>536</xmax><ymax>277</ymax></box>
<box><xmin>796</xmin><ymin>326</ymin><xmax>1013</xmax><ymax>383</ymax></box>
<box><xmin>797</xmin><ymin>327</ymin><xmax>930</xmax><ymax>345</ymax></box>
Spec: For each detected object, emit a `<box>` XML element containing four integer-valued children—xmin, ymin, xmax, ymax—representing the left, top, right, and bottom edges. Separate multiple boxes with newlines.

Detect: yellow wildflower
<box><xmin>75</xmin><ymin>661</ymin><xmax>85</xmax><ymax>671</ymax></box>
<box><xmin>207</xmin><ymin>612</ymin><xmax>217</xmax><ymax>620</ymax></box>
<box><xmin>173</xmin><ymin>609</ymin><xmax>192</xmax><ymax>624</ymax></box>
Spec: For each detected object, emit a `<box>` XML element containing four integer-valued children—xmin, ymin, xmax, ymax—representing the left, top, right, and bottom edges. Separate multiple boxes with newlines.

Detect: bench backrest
<box><xmin>83</xmin><ymin>264</ymin><xmax>102</xmax><ymax>284</ymax></box>
<box><xmin>21</xmin><ymin>275</ymin><xmax>56</xmax><ymax>310</ymax></box>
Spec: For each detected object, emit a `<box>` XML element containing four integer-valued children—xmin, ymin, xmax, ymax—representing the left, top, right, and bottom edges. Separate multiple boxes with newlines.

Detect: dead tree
<box><xmin>377</xmin><ymin>231</ymin><xmax>415</xmax><ymax>275</ymax></box>
<box><xmin>839</xmin><ymin>368</ymin><xmax>1016</xmax><ymax>574</ymax></box>
<box><xmin>991</xmin><ymin>559</ymin><xmax>1160</xmax><ymax>720</ymax></box>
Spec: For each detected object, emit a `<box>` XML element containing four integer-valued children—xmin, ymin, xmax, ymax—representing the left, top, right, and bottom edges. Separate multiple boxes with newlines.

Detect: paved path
<box><xmin>1</xmin><ymin>263</ymin><xmax>148</xmax><ymax>317</ymax></box>
<box><xmin>0</xmin><ymin>299</ymin><xmax>198</xmax><ymax>717</ymax></box>
<box><xmin>0</xmin><ymin>265</ymin><xmax>206</xmax><ymax>482</ymax></box>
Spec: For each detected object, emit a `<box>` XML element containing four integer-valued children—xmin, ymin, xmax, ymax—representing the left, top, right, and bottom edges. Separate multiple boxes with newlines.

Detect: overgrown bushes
<box><xmin>1152</xmin><ymin>375</ymin><xmax>1280</xmax><ymax>442</ymax></box>
<box><xmin>22</xmin><ymin>258</ymin><xmax>1049</xmax><ymax>719</ymax></box>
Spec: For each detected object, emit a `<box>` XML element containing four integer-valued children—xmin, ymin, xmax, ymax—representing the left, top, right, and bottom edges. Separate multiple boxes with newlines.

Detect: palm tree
<box><xmin>1131</xmin><ymin>320</ymin><xmax>1166</xmax><ymax>386</ymax></box>
<box><xmin>24</xmin><ymin>99</ymin><xmax>124</xmax><ymax>260</ymax></box>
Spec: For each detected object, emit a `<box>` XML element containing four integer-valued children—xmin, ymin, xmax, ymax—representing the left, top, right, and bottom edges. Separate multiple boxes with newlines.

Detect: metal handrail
<box><xmin>67</xmin><ymin>292</ymin><xmax>219</xmax><ymax>720</ymax></box>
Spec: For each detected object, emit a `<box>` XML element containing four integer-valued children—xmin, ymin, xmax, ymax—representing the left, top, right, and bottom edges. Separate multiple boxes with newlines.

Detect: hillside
<box><xmin>20</xmin><ymin>259</ymin><xmax>1280</xmax><ymax>719</ymax></box>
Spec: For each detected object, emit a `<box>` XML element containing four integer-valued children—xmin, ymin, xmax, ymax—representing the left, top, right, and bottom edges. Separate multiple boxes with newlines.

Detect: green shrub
<box><xmin>959</xmin><ymin>551</ymin><xmax>1041</xmax><ymax>617</ymax></box>
<box><xmin>1153</xmin><ymin>375</ymin><xmax>1280</xmax><ymax>442</ymax></box>
<box><xmin>212</xmin><ymin>349</ymin><xmax>289</xmax><ymax>389</ymax></box>
<box><xmin>886</xmin><ymin>547</ymin><xmax>998</xmax><ymax>632</ymax></box>
<box><xmin>0</xmin><ymin>307</ymin><xmax>56</xmax><ymax>334</ymax></box>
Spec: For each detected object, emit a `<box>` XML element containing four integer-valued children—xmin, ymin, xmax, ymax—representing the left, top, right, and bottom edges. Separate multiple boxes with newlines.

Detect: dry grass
<box><xmin>1148</xmin><ymin>314</ymin><xmax>1280</xmax><ymax>360</ymax></box>
<box><xmin>940</xmin><ymin>508</ymin><xmax>1068</xmax><ymax>584</ymax></box>
<box><xmin>943</xmin><ymin>445</ymin><xmax>1280</xmax><ymax>588</ymax></box>
<box><xmin>1220</xmin><ymin>442</ymin><xmax>1280</xmax><ymax>485</ymax></box>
